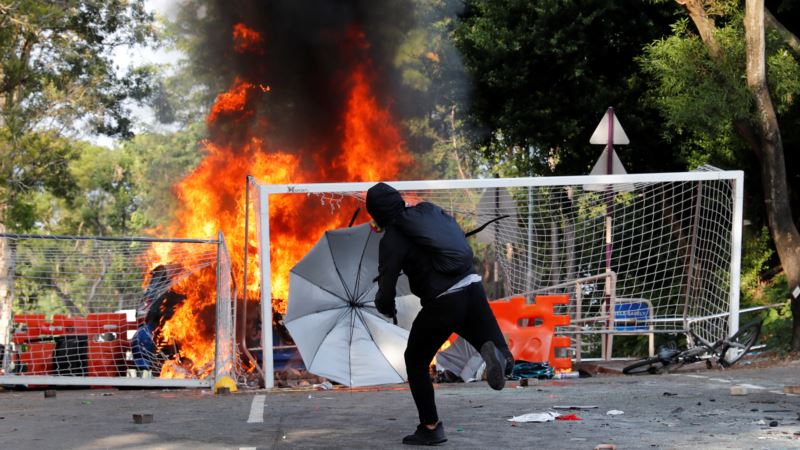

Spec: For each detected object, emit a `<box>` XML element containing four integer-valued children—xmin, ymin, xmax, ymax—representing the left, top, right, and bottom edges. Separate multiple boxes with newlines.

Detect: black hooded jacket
<box><xmin>366</xmin><ymin>182</ymin><xmax>476</xmax><ymax>315</ymax></box>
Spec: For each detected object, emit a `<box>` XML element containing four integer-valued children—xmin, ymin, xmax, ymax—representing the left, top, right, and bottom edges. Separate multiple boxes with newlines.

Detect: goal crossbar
<box><xmin>254</xmin><ymin>171</ymin><xmax>742</xmax><ymax>194</ymax></box>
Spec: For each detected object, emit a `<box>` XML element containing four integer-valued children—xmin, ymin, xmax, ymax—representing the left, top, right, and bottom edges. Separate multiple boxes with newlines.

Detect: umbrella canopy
<box><xmin>286</xmin><ymin>222</ymin><xmax>420</xmax><ymax>387</ymax></box>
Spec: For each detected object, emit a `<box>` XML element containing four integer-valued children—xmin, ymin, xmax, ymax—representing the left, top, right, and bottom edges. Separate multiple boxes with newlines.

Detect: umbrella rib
<box><xmin>305</xmin><ymin>306</ymin><xmax>354</xmax><ymax>371</ymax></box>
<box><xmin>352</xmin><ymin>230</ymin><xmax>374</xmax><ymax>302</ymax></box>
<box><xmin>327</xmin><ymin>234</ymin><xmax>355</xmax><ymax>302</ymax></box>
<box><xmin>354</xmin><ymin>285</ymin><xmax>377</xmax><ymax>306</ymax></box>
<box><xmin>348</xmin><ymin>307</ymin><xmax>355</xmax><ymax>386</ymax></box>
<box><xmin>291</xmin><ymin>271</ymin><xmax>351</xmax><ymax>305</ymax></box>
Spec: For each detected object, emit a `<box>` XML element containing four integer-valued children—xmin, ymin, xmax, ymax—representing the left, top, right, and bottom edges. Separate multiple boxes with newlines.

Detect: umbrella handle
<box><xmin>392</xmin><ymin>314</ymin><xmax>398</xmax><ymax>326</ymax></box>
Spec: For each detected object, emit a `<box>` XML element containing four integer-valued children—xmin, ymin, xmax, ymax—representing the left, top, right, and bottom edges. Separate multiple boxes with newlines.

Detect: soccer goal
<box><xmin>251</xmin><ymin>167</ymin><xmax>743</xmax><ymax>384</ymax></box>
<box><xmin>0</xmin><ymin>233</ymin><xmax>237</xmax><ymax>388</ymax></box>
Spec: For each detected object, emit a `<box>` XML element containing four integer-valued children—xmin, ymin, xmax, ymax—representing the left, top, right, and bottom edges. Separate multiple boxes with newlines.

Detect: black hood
<box><xmin>366</xmin><ymin>182</ymin><xmax>405</xmax><ymax>228</ymax></box>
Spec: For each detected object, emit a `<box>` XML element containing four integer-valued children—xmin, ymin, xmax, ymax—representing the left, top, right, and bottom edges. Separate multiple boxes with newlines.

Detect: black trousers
<box><xmin>405</xmin><ymin>282</ymin><xmax>512</xmax><ymax>425</ymax></box>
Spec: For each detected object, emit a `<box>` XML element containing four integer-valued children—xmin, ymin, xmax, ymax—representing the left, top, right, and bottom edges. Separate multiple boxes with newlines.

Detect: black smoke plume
<box><xmin>189</xmin><ymin>0</ymin><xmax>416</xmax><ymax>158</ymax></box>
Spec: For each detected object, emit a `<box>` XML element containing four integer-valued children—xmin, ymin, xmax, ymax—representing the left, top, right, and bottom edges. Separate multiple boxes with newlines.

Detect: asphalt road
<box><xmin>2</xmin><ymin>360</ymin><xmax>800</xmax><ymax>449</ymax></box>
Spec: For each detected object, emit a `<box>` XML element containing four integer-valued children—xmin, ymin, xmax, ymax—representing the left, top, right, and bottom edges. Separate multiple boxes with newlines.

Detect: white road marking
<box><xmin>240</xmin><ymin>447</ymin><xmax>257</xmax><ymax>450</ymax></box>
<box><xmin>685</xmin><ymin>372</ymin><xmax>797</xmax><ymax>396</ymax></box>
<box><xmin>247</xmin><ymin>395</ymin><xmax>266</xmax><ymax>423</ymax></box>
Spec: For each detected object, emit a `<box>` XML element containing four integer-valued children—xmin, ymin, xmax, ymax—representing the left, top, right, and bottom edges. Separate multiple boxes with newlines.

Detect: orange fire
<box><xmin>205</xmin><ymin>78</ymin><xmax>256</xmax><ymax>125</ymax></box>
<box><xmin>232</xmin><ymin>23</ymin><xmax>264</xmax><ymax>54</ymax></box>
<box><xmin>148</xmin><ymin>23</ymin><xmax>412</xmax><ymax>379</ymax></box>
<box><xmin>336</xmin><ymin>66</ymin><xmax>412</xmax><ymax>181</ymax></box>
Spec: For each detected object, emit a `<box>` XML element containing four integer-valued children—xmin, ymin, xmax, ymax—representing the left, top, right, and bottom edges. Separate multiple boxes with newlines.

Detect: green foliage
<box><xmin>0</xmin><ymin>129</ymin><xmax>78</xmax><ymax>231</ymax></box>
<box><xmin>15</xmin><ymin>124</ymin><xmax>205</xmax><ymax>238</ymax></box>
<box><xmin>638</xmin><ymin>20</ymin><xmax>749</xmax><ymax>166</ymax></box>
<box><xmin>638</xmin><ymin>6</ymin><xmax>800</xmax><ymax>169</ymax></box>
<box><xmin>0</xmin><ymin>0</ymin><xmax>157</xmax><ymax>231</ymax></box>
<box><xmin>768</xmin><ymin>47</ymin><xmax>800</xmax><ymax>115</ymax></box>
<box><xmin>740</xmin><ymin>226</ymin><xmax>775</xmax><ymax>306</ymax></box>
<box><xmin>7</xmin><ymin>124</ymin><xmax>205</xmax><ymax>316</ymax></box>
<box><xmin>735</xmin><ymin>269</ymin><xmax>792</xmax><ymax>353</ymax></box>
<box><xmin>454</xmin><ymin>0</ymin><xmax>682</xmax><ymax>175</ymax></box>
<box><xmin>393</xmin><ymin>0</ymin><xmax>487</xmax><ymax>179</ymax></box>
<box><xmin>150</xmin><ymin>11</ymin><xmax>218</xmax><ymax>127</ymax></box>
<box><xmin>20</xmin><ymin>141</ymin><xmax>134</xmax><ymax>236</ymax></box>
<box><xmin>122</xmin><ymin>124</ymin><xmax>206</xmax><ymax>232</ymax></box>
<box><xmin>760</xmin><ymin>299</ymin><xmax>793</xmax><ymax>353</ymax></box>
<box><xmin>0</xmin><ymin>0</ymin><xmax>156</xmax><ymax>137</ymax></box>
<box><xmin>395</xmin><ymin>29</ymin><xmax>436</xmax><ymax>92</ymax></box>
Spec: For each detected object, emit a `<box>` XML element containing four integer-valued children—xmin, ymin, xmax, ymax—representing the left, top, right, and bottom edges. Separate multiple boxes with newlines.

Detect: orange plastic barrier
<box><xmin>489</xmin><ymin>295</ymin><xmax>572</xmax><ymax>371</ymax></box>
<box><xmin>17</xmin><ymin>342</ymin><xmax>56</xmax><ymax>375</ymax></box>
<box><xmin>11</xmin><ymin>314</ymin><xmax>51</xmax><ymax>343</ymax></box>
<box><xmin>11</xmin><ymin>314</ymin><xmax>56</xmax><ymax>375</ymax></box>
<box><xmin>86</xmin><ymin>313</ymin><xmax>130</xmax><ymax>377</ymax></box>
<box><xmin>11</xmin><ymin>313</ymin><xmax>133</xmax><ymax>377</ymax></box>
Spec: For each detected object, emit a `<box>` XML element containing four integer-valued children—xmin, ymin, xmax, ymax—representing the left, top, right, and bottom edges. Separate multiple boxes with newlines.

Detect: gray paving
<box><xmin>2</xmin><ymin>361</ymin><xmax>800</xmax><ymax>449</ymax></box>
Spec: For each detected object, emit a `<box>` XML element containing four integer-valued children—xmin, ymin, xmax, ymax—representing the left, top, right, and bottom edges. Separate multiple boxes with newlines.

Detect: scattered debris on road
<box><xmin>508</xmin><ymin>412</ymin><xmax>560</xmax><ymax>423</ymax></box>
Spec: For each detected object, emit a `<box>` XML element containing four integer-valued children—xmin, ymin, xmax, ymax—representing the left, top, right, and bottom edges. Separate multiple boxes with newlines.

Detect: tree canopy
<box><xmin>0</xmin><ymin>0</ymin><xmax>157</xmax><ymax>232</ymax></box>
<box><xmin>454</xmin><ymin>0</ymin><xmax>682</xmax><ymax>176</ymax></box>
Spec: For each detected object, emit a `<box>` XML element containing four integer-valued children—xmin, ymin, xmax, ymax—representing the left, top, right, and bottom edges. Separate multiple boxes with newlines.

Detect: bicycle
<box><xmin>622</xmin><ymin>319</ymin><xmax>762</xmax><ymax>375</ymax></box>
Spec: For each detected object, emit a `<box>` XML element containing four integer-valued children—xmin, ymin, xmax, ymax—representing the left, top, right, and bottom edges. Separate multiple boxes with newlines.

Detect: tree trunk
<box><xmin>49</xmin><ymin>274</ymin><xmax>81</xmax><ymax>316</ymax></box>
<box><xmin>744</xmin><ymin>0</ymin><xmax>800</xmax><ymax>349</ymax></box>
<box><xmin>680</xmin><ymin>0</ymin><xmax>800</xmax><ymax>347</ymax></box>
<box><xmin>765</xmin><ymin>9</ymin><xmax>800</xmax><ymax>55</ymax></box>
<box><xmin>677</xmin><ymin>0</ymin><xmax>722</xmax><ymax>58</ymax></box>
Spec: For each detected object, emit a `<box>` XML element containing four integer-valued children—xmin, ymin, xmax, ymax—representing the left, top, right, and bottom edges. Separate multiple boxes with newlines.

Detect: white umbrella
<box><xmin>286</xmin><ymin>223</ymin><xmax>420</xmax><ymax>387</ymax></box>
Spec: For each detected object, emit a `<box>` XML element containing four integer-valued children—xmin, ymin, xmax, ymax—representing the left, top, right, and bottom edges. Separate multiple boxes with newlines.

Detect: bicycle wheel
<box><xmin>623</xmin><ymin>356</ymin><xmax>667</xmax><ymax>375</ymax></box>
<box><xmin>719</xmin><ymin>320</ymin><xmax>762</xmax><ymax>368</ymax></box>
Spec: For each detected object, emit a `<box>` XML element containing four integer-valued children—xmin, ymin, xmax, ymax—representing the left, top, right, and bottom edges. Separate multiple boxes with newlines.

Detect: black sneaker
<box><xmin>480</xmin><ymin>341</ymin><xmax>506</xmax><ymax>391</ymax></box>
<box><xmin>402</xmin><ymin>422</ymin><xmax>447</xmax><ymax>446</ymax></box>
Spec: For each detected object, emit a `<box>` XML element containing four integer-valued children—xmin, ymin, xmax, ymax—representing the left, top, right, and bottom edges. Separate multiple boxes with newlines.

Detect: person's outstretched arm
<box><xmin>374</xmin><ymin>231</ymin><xmax>407</xmax><ymax>318</ymax></box>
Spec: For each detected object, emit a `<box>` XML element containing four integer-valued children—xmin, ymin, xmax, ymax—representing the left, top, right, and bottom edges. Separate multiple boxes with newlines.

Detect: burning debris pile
<box><xmin>142</xmin><ymin>1</ymin><xmax>417</xmax><ymax>381</ymax></box>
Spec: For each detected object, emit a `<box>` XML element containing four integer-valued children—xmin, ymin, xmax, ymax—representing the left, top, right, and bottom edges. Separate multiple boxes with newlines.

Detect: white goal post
<box><xmin>252</xmin><ymin>168</ymin><xmax>743</xmax><ymax>385</ymax></box>
<box><xmin>0</xmin><ymin>233</ymin><xmax>237</xmax><ymax>388</ymax></box>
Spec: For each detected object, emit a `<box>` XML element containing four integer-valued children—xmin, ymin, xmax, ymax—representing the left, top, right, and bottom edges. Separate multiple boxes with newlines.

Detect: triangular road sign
<box><xmin>584</xmin><ymin>147</ymin><xmax>634</xmax><ymax>192</ymax></box>
<box><xmin>590</xmin><ymin>110</ymin><xmax>630</xmax><ymax>145</ymax></box>
<box><xmin>589</xmin><ymin>147</ymin><xmax>627</xmax><ymax>176</ymax></box>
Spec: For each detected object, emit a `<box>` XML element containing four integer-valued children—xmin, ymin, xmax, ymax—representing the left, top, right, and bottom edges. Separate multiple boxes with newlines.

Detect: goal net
<box><xmin>0</xmin><ymin>233</ymin><xmax>238</xmax><ymax>388</ymax></box>
<box><xmin>251</xmin><ymin>168</ymin><xmax>742</xmax><ymax>377</ymax></box>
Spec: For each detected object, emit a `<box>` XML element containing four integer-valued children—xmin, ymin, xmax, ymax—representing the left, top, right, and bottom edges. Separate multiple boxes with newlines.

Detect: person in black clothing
<box><xmin>366</xmin><ymin>182</ymin><xmax>514</xmax><ymax>446</ymax></box>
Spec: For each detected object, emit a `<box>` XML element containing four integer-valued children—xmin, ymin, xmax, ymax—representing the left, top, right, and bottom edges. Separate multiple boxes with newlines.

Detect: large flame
<box><xmin>147</xmin><ymin>23</ymin><xmax>412</xmax><ymax>379</ymax></box>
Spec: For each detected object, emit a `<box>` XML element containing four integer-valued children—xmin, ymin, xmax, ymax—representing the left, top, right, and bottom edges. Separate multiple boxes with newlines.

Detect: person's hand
<box><xmin>382</xmin><ymin>308</ymin><xmax>398</xmax><ymax>325</ymax></box>
<box><xmin>375</xmin><ymin>299</ymin><xmax>396</xmax><ymax>317</ymax></box>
